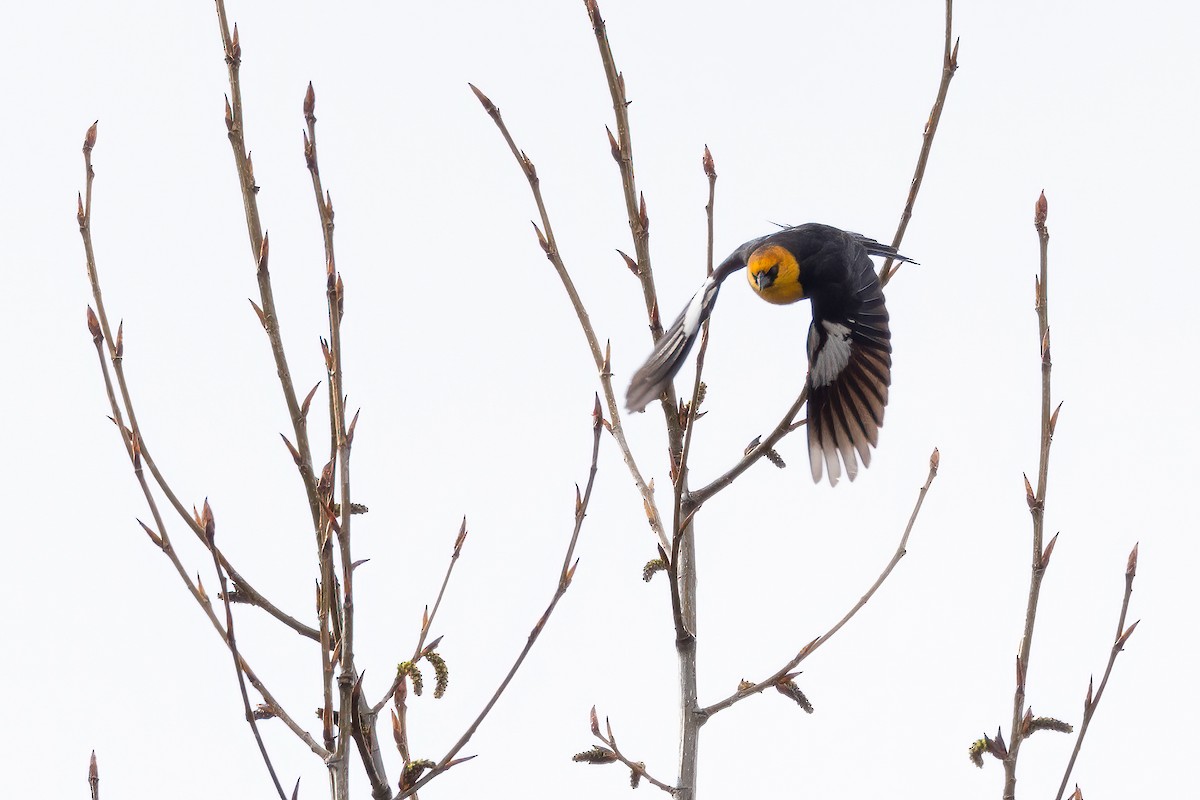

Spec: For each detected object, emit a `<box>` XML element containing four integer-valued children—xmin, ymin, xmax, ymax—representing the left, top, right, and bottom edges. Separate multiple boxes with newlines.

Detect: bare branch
<box><xmin>1053</xmin><ymin>545</ymin><xmax>1140</xmax><ymax>800</ymax></box>
<box><xmin>1002</xmin><ymin>190</ymin><xmax>1056</xmax><ymax>800</ymax></box>
<box><xmin>701</xmin><ymin>449</ymin><xmax>940</xmax><ymax>719</ymax></box>
<box><xmin>205</xmin><ymin>503</ymin><xmax>289</xmax><ymax>800</ymax></box>
<box><xmin>469</xmin><ymin>82</ymin><xmax>668</xmax><ymax>552</ymax></box>
<box><xmin>880</xmin><ymin>0</ymin><xmax>960</xmax><ymax>286</ymax></box>
<box><xmin>394</xmin><ymin>399</ymin><xmax>605</xmax><ymax>798</ymax></box>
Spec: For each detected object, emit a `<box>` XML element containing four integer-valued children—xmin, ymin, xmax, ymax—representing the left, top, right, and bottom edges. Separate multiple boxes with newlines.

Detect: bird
<box><xmin>625</xmin><ymin>223</ymin><xmax>915</xmax><ymax>486</ymax></box>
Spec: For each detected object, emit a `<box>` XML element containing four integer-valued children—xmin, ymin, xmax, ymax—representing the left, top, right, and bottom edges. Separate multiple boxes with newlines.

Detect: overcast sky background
<box><xmin>3</xmin><ymin>1</ymin><xmax>1197</xmax><ymax>797</ymax></box>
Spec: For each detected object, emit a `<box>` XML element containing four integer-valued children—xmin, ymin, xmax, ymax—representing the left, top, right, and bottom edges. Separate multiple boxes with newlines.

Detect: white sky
<box><xmin>3</xmin><ymin>1</ymin><xmax>1197</xmax><ymax>797</ymax></box>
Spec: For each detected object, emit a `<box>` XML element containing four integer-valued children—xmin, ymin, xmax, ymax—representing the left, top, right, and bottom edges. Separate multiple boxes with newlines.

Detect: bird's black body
<box><xmin>625</xmin><ymin>223</ymin><xmax>914</xmax><ymax>485</ymax></box>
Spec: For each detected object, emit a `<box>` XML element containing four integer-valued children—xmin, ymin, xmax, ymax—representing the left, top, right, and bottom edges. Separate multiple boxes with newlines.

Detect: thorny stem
<box><xmin>1053</xmin><ymin>546</ymin><xmax>1139</xmax><ymax>800</ymax></box>
<box><xmin>1002</xmin><ymin>195</ymin><xmax>1053</xmax><ymax>800</ymax></box>
<box><xmin>394</xmin><ymin>399</ymin><xmax>605</xmax><ymax>799</ymax></box>
<box><xmin>700</xmin><ymin>451</ymin><xmax>939</xmax><ymax>718</ymax></box>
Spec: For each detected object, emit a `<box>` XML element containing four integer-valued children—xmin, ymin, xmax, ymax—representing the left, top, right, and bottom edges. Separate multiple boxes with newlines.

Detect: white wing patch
<box><xmin>682</xmin><ymin>276</ymin><xmax>717</xmax><ymax>337</ymax></box>
<box><xmin>808</xmin><ymin>321</ymin><xmax>853</xmax><ymax>388</ymax></box>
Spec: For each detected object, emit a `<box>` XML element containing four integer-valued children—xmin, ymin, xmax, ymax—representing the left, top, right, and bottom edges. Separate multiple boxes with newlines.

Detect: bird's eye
<box><xmin>765</xmin><ymin>264</ymin><xmax>779</xmax><ymax>283</ymax></box>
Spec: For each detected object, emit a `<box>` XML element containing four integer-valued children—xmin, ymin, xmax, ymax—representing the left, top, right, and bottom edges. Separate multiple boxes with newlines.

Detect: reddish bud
<box><xmin>1116</xmin><ymin>620</ymin><xmax>1140</xmax><ymax>648</ymax></box>
<box><xmin>1035</xmin><ymin>190</ymin><xmax>1048</xmax><ymax>227</ymax></box>
<box><xmin>606</xmin><ymin>126</ymin><xmax>620</xmax><ymax>163</ymax></box>
<box><xmin>87</xmin><ymin>307</ymin><xmax>102</xmax><ymax>344</ymax></box>
<box><xmin>137</xmin><ymin>519</ymin><xmax>164</xmax><ymax>549</ymax></box>
<box><xmin>702</xmin><ymin>145</ymin><xmax>716</xmax><ymax>178</ymax></box>
<box><xmin>202</xmin><ymin>498</ymin><xmax>215</xmax><ymax>545</ymax></box>
<box><xmin>115</xmin><ymin>320</ymin><xmax>124</xmax><ymax>358</ymax></box>
<box><xmin>589</xmin><ymin>705</ymin><xmax>600</xmax><ymax>737</ymax></box>
<box><xmin>257</xmin><ymin>232</ymin><xmax>269</xmax><ymax>274</ymax></box>
<box><xmin>1041</xmin><ymin>532</ymin><xmax>1059</xmax><ymax>569</ymax></box>
<box><xmin>930</xmin><ymin>447</ymin><xmax>940</xmax><ymax>472</ymax></box>
<box><xmin>249</xmin><ymin>299</ymin><xmax>267</xmax><ymax>329</ymax></box>
<box><xmin>304</xmin><ymin>81</ymin><xmax>316</xmax><ymax>119</ymax></box>
<box><xmin>531</xmin><ymin>221</ymin><xmax>550</xmax><ymax>255</ymax></box>
<box><xmin>616</xmin><ymin>249</ymin><xmax>639</xmax><ymax>276</ymax></box>
<box><xmin>454</xmin><ymin>517</ymin><xmax>468</xmax><ymax>555</ymax></box>
<box><xmin>280</xmin><ymin>433</ymin><xmax>302</xmax><ymax>465</ymax></box>
<box><xmin>1126</xmin><ymin>542</ymin><xmax>1138</xmax><ymax>578</ymax></box>
<box><xmin>83</xmin><ymin>121</ymin><xmax>98</xmax><ymax>154</ymax></box>
<box><xmin>467</xmin><ymin>83</ymin><xmax>498</xmax><ymax>116</ymax></box>
<box><xmin>301</xmin><ymin>382</ymin><xmax>321</xmax><ymax>419</ymax></box>
<box><xmin>638</xmin><ymin>192</ymin><xmax>649</xmax><ymax>231</ymax></box>
<box><xmin>1049</xmin><ymin>401</ymin><xmax>1062</xmax><ymax>437</ymax></box>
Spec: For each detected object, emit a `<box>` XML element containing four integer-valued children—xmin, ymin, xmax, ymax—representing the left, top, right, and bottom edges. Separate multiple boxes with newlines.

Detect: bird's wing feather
<box><xmin>625</xmin><ymin>276</ymin><xmax>721</xmax><ymax>412</ymax></box>
<box><xmin>806</xmin><ymin>245</ymin><xmax>892</xmax><ymax>485</ymax></box>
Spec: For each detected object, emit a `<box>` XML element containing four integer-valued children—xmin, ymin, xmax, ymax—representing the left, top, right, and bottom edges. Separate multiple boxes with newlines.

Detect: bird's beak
<box><xmin>754</xmin><ymin>270</ymin><xmax>772</xmax><ymax>291</ymax></box>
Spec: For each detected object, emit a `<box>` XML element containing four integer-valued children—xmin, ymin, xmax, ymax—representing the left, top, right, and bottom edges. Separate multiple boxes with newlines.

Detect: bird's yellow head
<box><xmin>747</xmin><ymin>244</ymin><xmax>804</xmax><ymax>305</ymax></box>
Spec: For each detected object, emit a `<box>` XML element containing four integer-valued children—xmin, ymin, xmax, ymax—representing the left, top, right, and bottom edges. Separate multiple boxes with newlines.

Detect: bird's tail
<box><xmin>850</xmin><ymin>233</ymin><xmax>919</xmax><ymax>265</ymax></box>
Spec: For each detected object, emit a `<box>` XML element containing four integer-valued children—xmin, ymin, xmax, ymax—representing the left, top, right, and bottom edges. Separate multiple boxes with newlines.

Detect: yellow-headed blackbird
<box><xmin>625</xmin><ymin>223</ymin><xmax>915</xmax><ymax>486</ymax></box>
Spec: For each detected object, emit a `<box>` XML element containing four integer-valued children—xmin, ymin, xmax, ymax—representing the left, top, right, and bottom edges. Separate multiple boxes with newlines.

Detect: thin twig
<box><xmin>1002</xmin><ymin>191</ymin><xmax>1054</xmax><ymax>800</ymax></box>
<box><xmin>880</xmin><ymin>0</ymin><xmax>959</xmax><ymax>286</ymax></box>
<box><xmin>372</xmin><ymin>518</ymin><xmax>468</xmax><ymax>715</ymax></box>
<box><xmin>213</xmin><ymin>0</ymin><xmax>324</xmax><ymax>535</ymax></box>
<box><xmin>205</xmin><ymin>502</ymin><xmax>289</xmax><ymax>800</ymax></box>
<box><xmin>583</xmin><ymin>0</ymin><xmax>687</xmax><ymax>455</ymax></box>
<box><xmin>1054</xmin><ymin>545</ymin><xmax>1139</xmax><ymax>800</ymax></box>
<box><xmin>585</xmin><ymin>707</ymin><xmax>678</xmax><ymax>795</ymax></box>
<box><xmin>78</xmin><ymin>126</ymin><xmax>328</xmax><ymax>761</ymax></box>
<box><xmin>688</xmin><ymin>389</ymin><xmax>807</xmax><ymax>508</ymax></box>
<box><xmin>469</xmin><ymin>83</ymin><xmax>669</xmax><ymax>552</ymax></box>
<box><xmin>700</xmin><ymin>449</ymin><xmax>940</xmax><ymax>719</ymax></box>
<box><xmin>393</xmin><ymin>396</ymin><xmax>605</xmax><ymax>799</ymax></box>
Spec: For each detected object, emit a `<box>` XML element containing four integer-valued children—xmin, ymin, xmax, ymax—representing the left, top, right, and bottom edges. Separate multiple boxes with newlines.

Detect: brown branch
<box><xmin>700</xmin><ymin>449</ymin><xmax>939</xmax><ymax>719</ymax></box>
<box><xmin>688</xmin><ymin>388</ymin><xmax>807</xmax><ymax>508</ymax></box>
<box><xmin>582</xmin><ymin>707</ymin><xmax>678</xmax><ymax>795</ymax></box>
<box><xmin>469</xmin><ymin>82</ymin><xmax>669</xmax><ymax>552</ymax></box>
<box><xmin>205</xmin><ymin>502</ymin><xmax>289</xmax><ymax>800</ymax></box>
<box><xmin>373</xmin><ymin>518</ymin><xmax>468</xmax><ymax>716</ymax></box>
<box><xmin>394</xmin><ymin>396</ymin><xmax>605</xmax><ymax>799</ymax></box>
<box><xmin>1054</xmin><ymin>545</ymin><xmax>1140</xmax><ymax>800</ymax></box>
<box><xmin>78</xmin><ymin>125</ymin><xmax>327</xmax><ymax>761</ymax></box>
<box><xmin>584</xmin><ymin>0</ymin><xmax>686</xmax><ymax>454</ymax></box>
<box><xmin>1002</xmin><ymin>191</ymin><xmax>1055</xmax><ymax>800</ymax></box>
<box><xmin>213</xmin><ymin>0</ymin><xmax>324</xmax><ymax>536</ymax></box>
<box><xmin>880</xmin><ymin>0</ymin><xmax>959</xmax><ymax>286</ymax></box>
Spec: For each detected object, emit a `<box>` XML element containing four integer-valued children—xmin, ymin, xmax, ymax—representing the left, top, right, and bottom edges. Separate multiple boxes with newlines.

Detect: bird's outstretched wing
<box><xmin>804</xmin><ymin>233</ymin><xmax>902</xmax><ymax>485</ymax></box>
<box><xmin>624</xmin><ymin>248</ymin><xmax>757</xmax><ymax>412</ymax></box>
<box><xmin>625</xmin><ymin>275</ymin><xmax>721</xmax><ymax>412</ymax></box>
